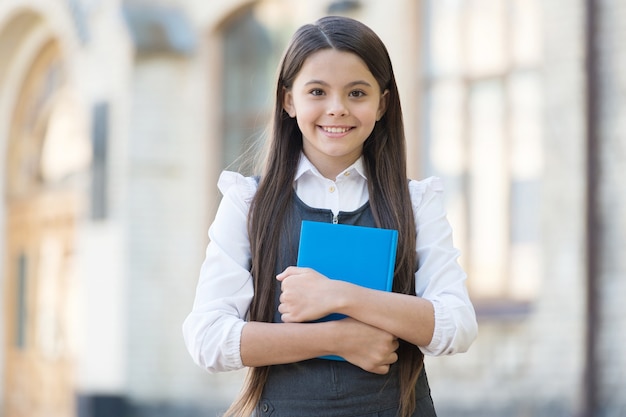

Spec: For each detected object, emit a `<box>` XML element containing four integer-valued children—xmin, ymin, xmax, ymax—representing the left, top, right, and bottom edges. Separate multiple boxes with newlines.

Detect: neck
<box><xmin>304</xmin><ymin>154</ymin><xmax>360</xmax><ymax>180</ymax></box>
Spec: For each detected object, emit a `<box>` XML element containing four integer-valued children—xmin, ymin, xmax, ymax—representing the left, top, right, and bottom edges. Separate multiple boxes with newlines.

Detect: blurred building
<box><xmin>0</xmin><ymin>0</ymin><xmax>624</xmax><ymax>417</ymax></box>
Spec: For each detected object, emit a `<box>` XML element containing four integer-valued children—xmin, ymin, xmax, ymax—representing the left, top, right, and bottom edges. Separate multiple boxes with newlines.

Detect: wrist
<box><xmin>320</xmin><ymin>320</ymin><xmax>342</xmax><ymax>357</ymax></box>
<box><xmin>331</xmin><ymin>280</ymin><xmax>362</xmax><ymax>318</ymax></box>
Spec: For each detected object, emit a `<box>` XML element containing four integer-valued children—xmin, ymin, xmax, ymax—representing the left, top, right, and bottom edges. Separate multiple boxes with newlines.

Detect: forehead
<box><xmin>294</xmin><ymin>49</ymin><xmax>378</xmax><ymax>87</ymax></box>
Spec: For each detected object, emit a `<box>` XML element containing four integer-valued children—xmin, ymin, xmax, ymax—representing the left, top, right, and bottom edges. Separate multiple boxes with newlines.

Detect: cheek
<box><xmin>354</xmin><ymin>101</ymin><xmax>381</xmax><ymax>119</ymax></box>
<box><xmin>356</xmin><ymin>108</ymin><xmax>380</xmax><ymax>127</ymax></box>
<box><xmin>295</xmin><ymin>116</ymin><xmax>316</xmax><ymax>137</ymax></box>
<box><xmin>293</xmin><ymin>103</ymin><xmax>321</xmax><ymax>124</ymax></box>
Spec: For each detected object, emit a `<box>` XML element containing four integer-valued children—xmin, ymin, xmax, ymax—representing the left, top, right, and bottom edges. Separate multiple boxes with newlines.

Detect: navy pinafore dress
<box><xmin>254</xmin><ymin>193</ymin><xmax>437</xmax><ymax>417</ymax></box>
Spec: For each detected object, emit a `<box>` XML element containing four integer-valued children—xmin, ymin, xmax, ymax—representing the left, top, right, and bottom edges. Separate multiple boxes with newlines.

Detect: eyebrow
<box><xmin>304</xmin><ymin>79</ymin><xmax>373</xmax><ymax>88</ymax></box>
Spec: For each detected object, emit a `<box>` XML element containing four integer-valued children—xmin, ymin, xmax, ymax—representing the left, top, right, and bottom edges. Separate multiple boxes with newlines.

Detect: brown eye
<box><xmin>349</xmin><ymin>90</ymin><xmax>366</xmax><ymax>98</ymax></box>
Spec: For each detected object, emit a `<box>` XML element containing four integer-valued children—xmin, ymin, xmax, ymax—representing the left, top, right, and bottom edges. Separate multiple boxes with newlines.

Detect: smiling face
<box><xmin>283</xmin><ymin>49</ymin><xmax>388</xmax><ymax>179</ymax></box>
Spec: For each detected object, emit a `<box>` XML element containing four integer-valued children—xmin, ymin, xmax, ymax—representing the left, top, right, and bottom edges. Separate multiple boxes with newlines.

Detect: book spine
<box><xmin>387</xmin><ymin>231</ymin><xmax>398</xmax><ymax>291</ymax></box>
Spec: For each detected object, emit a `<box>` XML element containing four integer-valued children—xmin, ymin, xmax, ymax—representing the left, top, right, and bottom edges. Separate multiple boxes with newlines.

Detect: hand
<box><xmin>333</xmin><ymin>318</ymin><xmax>399</xmax><ymax>374</ymax></box>
<box><xmin>276</xmin><ymin>266</ymin><xmax>337</xmax><ymax>322</ymax></box>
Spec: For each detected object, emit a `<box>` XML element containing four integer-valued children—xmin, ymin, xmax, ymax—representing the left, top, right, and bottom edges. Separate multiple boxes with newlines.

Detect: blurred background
<box><xmin>0</xmin><ymin>0</ymin><xmax>624</xmax><ymax>416</ymax></box>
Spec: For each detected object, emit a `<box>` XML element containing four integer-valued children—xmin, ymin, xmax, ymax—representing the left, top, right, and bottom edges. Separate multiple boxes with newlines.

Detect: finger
<box><xmin>278</xmin><ymin>274</ymin><xmax>296</xmax><ymax>291</ymax></box>
<box><xmin>371</xmin><ymin>364</ymin><xmax>390</xmax><ymax>375</ymax></box>
<box><xmin>276</xmin><ymin>266</ymin><xmax>301</xmax><ymax>281</ymax></box>
<box><xmin>392</xmin><ymin>339</ymin><xmax>400</xmax><ymax>351</ymax></box>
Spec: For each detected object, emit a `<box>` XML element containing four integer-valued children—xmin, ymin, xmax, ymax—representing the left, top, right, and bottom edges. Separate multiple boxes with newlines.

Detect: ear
<box><xmin>376</xmin><ymin>90</ymin><xmax>389</xmax><ymax>121</ymax></box>
<box><xmin>283</xmin><ymin>87</ymin><xmax>296</xmax><ymax>118</ymax></box>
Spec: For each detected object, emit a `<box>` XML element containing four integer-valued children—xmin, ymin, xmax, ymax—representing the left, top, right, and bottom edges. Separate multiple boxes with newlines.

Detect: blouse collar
<box><xmin>294</xmin><ymin>153</ymin><xmax>368</xmax><ymax>182</ymax></box>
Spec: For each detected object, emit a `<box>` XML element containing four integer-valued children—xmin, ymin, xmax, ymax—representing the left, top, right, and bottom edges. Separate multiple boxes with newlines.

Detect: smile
<box><xmin>321</xmin><ymin>126</ymin><xmax>352</xmax><ymax>134</ymax></box>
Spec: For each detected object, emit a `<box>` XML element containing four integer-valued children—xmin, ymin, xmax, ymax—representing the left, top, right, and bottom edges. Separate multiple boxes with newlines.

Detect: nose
<box><xmin>327</xmin><ymin>95</ymin><xmax>348</xmax><ymax>117</ymax></box>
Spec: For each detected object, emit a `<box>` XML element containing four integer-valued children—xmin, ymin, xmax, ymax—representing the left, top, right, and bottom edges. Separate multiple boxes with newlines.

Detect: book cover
<box><xmin>296</xmin><ymin>220</ymin><xmax>398</xmax><ymax>360</ymax></box>
<box><xmin>297</xmin><ymin>220</ymin><xmax>398</xmax><ymax>292</ymax></box>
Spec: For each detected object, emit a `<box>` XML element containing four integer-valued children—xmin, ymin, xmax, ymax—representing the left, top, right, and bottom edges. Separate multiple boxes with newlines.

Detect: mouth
<box><xmin>320</xmin><ymin>126</ymin><xmax>353</xmax><ymax>134</ymax></box>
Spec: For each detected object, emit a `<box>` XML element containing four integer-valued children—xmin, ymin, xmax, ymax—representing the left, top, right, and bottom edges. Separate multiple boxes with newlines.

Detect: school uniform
<box><xmin>254</xmin><ymin>189</ymin><xmax>436</xmax><ymax>416</ymax></box>
<box><xmin>182</xmin><ymin>153</ymin><xmax>477</xmax><ymax>415</ymax></box>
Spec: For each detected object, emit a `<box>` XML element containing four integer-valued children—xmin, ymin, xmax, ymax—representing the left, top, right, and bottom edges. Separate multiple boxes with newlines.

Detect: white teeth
<box><xmin>323</xmin><ymin>126</ymin><xmax>350</xmax><ymax>133</ymax></box>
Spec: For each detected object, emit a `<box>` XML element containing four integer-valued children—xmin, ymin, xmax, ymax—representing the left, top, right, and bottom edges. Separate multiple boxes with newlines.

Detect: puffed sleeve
<box><xmin>409</xmin><ymin>177</ymin><xmax>478</xmax><ymax>356</ymax></box>
<box><xmin>182</xmin><ymin>171</ymin><xmax>258</xmax><ymax>372</ymax></box>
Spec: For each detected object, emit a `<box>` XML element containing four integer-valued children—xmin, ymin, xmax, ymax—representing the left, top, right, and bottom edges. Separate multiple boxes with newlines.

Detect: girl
<box><xmin>183</xmin><ymin>16</ymin><xmax>477</xmax><ymax>417</ymax></box>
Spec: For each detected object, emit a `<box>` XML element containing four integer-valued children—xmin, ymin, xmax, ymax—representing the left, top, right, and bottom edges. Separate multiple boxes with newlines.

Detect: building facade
<box><xmin>0</xmin><ymin>0</ymin><xmax>624</xmax><ymax>417</ymax></box>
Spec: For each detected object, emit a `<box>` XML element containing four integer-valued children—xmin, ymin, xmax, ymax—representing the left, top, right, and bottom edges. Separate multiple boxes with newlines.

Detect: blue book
<box><xmin>296</xmin><ymin>220</ymin><xmax>398</xmax><ymax>360</ymax></box>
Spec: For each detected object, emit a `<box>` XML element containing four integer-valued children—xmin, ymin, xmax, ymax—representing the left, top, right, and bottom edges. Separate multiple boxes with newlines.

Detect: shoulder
<box><xmin>217</xmin><ymin>171</ymin><xmax>259</xmax><ymax>204</ymax></box>
<box><xmin>408</xmin><ymin>176</ymin><xmax>444</xmax><ymax>211</ymax></box>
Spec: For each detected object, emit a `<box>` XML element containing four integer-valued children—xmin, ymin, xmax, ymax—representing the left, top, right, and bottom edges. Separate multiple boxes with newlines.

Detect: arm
<box><xmin>182</xmin><ymin>172</ymin><xmax>256</xmax><ymax>372</ymax></box>
<box><xmin>183</xmin><ymin>172</ymin><xmax>399</xmax><ymax>373</ymax></box>
<box><xmin>241</xmin><ymin>319</ymin><xmax>399</xmax><ymax>374</ymax></box>
<box><xmin>277</xmin><ymin>268</ymin><xmax>434</xmax><ymax>347</ymax></box>
<box><xmin>410</xmin><ymin>178</ymin><xmax>478</xmax><ymax>355</ymax></box>
<box><xmin>277</xmin><ymin>178</ymin><xmax>477</xmax><ymax>355</ymax></box>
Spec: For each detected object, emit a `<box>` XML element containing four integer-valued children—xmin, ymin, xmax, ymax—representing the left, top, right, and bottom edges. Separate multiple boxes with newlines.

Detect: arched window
<box><xmin>4</xmin><ymin>37</ymin><xmax>80</xmax><ymax>417</ymax></box>
<box><xmin>6</xmin><ymin>41</ymin><xmax>65</xmax><ymax>198</ymax></box>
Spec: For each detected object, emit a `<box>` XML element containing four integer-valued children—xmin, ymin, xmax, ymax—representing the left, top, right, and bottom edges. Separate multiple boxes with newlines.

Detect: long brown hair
<box><xmin>225</xmin><ymin>16</ymin><xmax>423</xmax><ymax>417</ymax></box>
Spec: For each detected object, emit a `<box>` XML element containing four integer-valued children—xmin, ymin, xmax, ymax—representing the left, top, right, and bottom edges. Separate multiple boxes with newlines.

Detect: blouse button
<box><xmin>344</xmin><ymin>171</ymin><xmax>351</xmax><ymax>177</ymax></box>
<box><xmin>261</xmin><ymin>402</ymin><xmax>270</xmax><ymax>412</ymax></box>
<box><xmin>329</xmin><ymin>186</ymin><xmax>336</xmax><ymax>193</ymax></box>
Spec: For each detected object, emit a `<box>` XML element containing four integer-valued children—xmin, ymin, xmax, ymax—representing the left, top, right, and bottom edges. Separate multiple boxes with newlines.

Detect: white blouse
<box><xmin>183</xmin><ymin>154</ymin><xmax>478</xmax><ymax>373</ymax></box>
